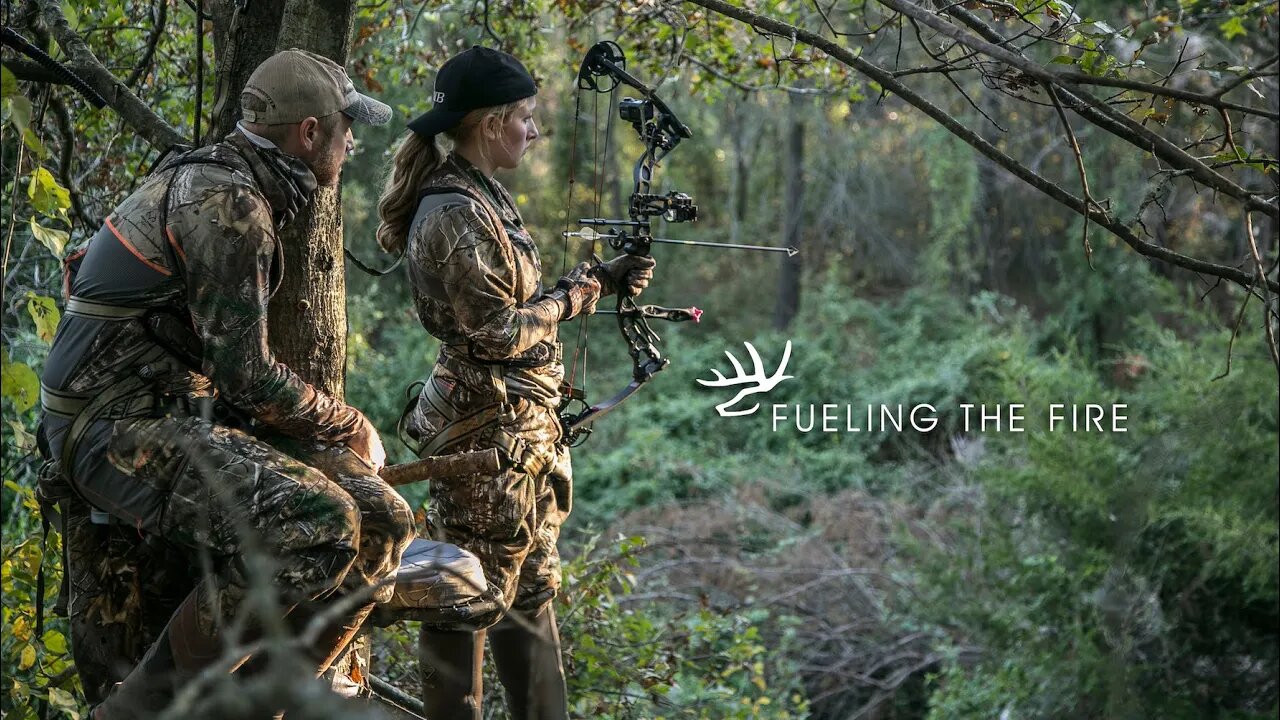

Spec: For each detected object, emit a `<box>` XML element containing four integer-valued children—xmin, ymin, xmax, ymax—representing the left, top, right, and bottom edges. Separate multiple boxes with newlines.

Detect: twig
<box><xmin>123</xmin><ymin>0</ymin><xmax>167</xmax><ymax>89</ymax></box>
<box><xmin>682</xmin><ymin>55</ymin><xmax>837</xmax><ymax>95</ymax></box>
<box><xmin>1243</xmin><ymin>212</ymin><xmax>1280</xmax><ymax>373</ymax></box>
<box><xmin>1212</xmin><ymin>288</ymin><xmax>1252</xmax><ymax>381</ymax></box>
<box><xmin>49</xmin><ymin>96</ymin><xmax>97</xmax><ymax>231</ymax></box>
<box><xmin>1055</xmin><ymin>69</ymin><xmax>1277</xmax><ymax>120</ymax></box>
<box><xmin>1212</xmin><ymin>52</ymin><xmax>1280</xmax><ymax>99</ymax></box>
<box><xmin>1045</xmin><ymin>81</ymin><xmax>1098</xmax><ymax>268</ymax></box>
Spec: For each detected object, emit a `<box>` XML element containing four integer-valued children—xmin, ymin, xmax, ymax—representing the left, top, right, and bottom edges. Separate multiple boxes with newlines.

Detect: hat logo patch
<box><xmin>433</xmin><ymin>91</ymin><xmax>446</xmax><ymax>104</ymax></box>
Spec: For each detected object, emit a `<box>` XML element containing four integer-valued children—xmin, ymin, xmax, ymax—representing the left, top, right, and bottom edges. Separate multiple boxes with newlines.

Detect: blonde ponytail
<box><xmin>376</xmin><ymin>133</ymin><xmax>444</xmax><ymax>254</ymax></box>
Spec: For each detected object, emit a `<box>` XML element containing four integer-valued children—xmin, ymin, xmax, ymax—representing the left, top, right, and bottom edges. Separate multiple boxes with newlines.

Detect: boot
<box><xmin>95</xmin><ymin>589</ymin><xmax>225</xmax><ymax>719</ymax></box>
<box><xmin>418</xmin><ymin>628</ymin><xmax>485</xmax><ymax>720</ymax></box>
<box><xmin>489</xmin><ymin>606</ymin><xmax>568</xmax><ymax>720</ymax></box>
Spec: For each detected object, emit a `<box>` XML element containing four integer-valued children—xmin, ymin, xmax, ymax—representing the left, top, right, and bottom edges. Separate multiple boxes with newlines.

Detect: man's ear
<box><xmin>297</xmin><ymin>116</ymin><xmax>321</xmax><ymax>150</ymax></box>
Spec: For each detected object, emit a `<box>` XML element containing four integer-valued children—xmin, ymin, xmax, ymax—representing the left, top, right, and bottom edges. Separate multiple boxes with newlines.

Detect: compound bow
<box><xmin>558</xmin><ymin>41</ymin><xmax>796</xmax><ymax>445</ymax></box>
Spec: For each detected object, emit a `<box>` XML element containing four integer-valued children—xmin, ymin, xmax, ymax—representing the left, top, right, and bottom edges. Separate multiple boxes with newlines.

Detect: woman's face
<box><xmin>488</xmin><ymin>98</ymin><xmax>539</xmax><ymax>171</ymax></box>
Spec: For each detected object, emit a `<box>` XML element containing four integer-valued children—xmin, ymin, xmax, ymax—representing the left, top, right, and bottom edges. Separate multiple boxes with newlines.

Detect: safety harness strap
<box><xmin>65</xmin><ymin>296</ymin><xmax>148</xmax><ymax>320</ymax></box>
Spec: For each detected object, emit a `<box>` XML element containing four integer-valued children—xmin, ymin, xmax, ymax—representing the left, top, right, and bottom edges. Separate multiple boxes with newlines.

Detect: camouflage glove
<box><xmin>592</xmin><ymin>253</ymin><xmax>656</xmax><ymax>298</ymax></box>
<box><xmin>346</xmin><ymin>413</ymin><xmax>386</xmax><ymax>472</ymax></box>
<box><xmin>554</xmin><ymin>262</ymin><xmax>603</xmax><ymax>320</ymax></box>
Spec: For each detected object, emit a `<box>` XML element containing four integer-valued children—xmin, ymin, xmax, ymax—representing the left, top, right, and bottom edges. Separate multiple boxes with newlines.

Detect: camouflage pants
<box><xmin>407</xmin><ymin>388</ymin><xmax>571</xmax><ymax>620</ymax></box>
<box><xmin>49</xmin><ymin>414</ymin><xmax>414</xmax><ymax>701</ymax></box>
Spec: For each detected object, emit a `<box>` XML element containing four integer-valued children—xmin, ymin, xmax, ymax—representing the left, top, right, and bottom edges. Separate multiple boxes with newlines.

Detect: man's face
<box><xmin>301</xmin><ymin>112</ymin><xmax>355</xmax><ymax>186</ymax></box>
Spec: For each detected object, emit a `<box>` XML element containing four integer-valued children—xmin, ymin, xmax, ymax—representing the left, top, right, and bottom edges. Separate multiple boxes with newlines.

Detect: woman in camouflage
<box><xmin>375</xmin><ymin>46</ymin><xmax>653</xmax><ymax>719</ymax></box>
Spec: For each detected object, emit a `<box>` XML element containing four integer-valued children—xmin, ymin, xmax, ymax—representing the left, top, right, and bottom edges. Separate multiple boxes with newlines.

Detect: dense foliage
<box><xmin>3</xmin><ymin>0</ymin><xmax>1277</xmax><ymax>718</ymax></box>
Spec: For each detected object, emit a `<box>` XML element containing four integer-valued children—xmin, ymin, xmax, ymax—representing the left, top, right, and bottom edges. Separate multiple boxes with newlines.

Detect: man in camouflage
<box><xmin>38</xmin><ymin>50</ymin><xmax>413</xmax><ymax>717</ymax></box>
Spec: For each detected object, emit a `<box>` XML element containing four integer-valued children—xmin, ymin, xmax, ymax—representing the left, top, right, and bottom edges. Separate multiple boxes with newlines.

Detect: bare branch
<box><xmin>1213</xmin><ymin>53</ymin><xmax>1280</xmax><ymax>99</ymax></box>
<box><xmin>681</xmin><ymin>0</ymin><xmax>1280</xmax><ymax>293</ymax></box>
<box><xmin>1244</xmin><ymin>212</ymin><xmax>1280</xmax><ymax>372</ymax></box>
<box><xmin>876</xmin><ymin>0</ymin><xmax>1278</xmax><ymax>220</ymax></box>
<box><xmin>1054</xmin><ymin>69</ymin><xmax>1279</xmax><ymax>122</ymax></box>
<box><xmin>36</xmin><ymin>0</ymin><xmax>185</xmax><ymax>149</ymax></box>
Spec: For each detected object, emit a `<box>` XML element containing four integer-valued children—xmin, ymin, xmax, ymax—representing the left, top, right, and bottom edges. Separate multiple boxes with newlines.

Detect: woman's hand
<box><xmin>595</xmin><ymin>254</ymin><xmax>656</xmax><ymax>297</ymax></box>
<box><xmin>555</xmin><ymin>262</ymin><xmax>603</xmax><ymax>319</ymax></box>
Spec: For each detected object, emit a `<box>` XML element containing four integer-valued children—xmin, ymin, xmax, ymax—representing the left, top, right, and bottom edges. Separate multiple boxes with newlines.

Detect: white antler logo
<box><xmin>697</xmin><ymin>341</ymin><xmax>794</xmax><ymax>417</ymax></box>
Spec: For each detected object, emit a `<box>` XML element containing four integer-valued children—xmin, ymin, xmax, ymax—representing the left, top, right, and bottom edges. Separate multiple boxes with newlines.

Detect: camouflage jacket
<box><xmin>42</xmin><ymin>130</ymin><xmax>366</xmax><ymax>444</ymax></box>
<box><xmin>406</xmin><ymin>154</ymin><xmax>578</xmax><ymax>407</ymax></box>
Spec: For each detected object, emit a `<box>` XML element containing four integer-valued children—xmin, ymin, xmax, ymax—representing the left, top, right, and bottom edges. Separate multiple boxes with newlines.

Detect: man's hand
<box><xmin>595</xmin><ymin>254</ymin><xmax>656</xmax><ymax>298</ymax></box>
<box><xmin>347</xmin><ymin>415</ymin><xmax>386</xmax><ymax>473</ymax></box>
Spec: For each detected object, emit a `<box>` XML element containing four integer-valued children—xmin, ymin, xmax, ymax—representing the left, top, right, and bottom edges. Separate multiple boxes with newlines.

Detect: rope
<box><xmin>0</xmin><ymin>26</ymin><xmax>107</xmax><ymax>108</ymax></box>
<box><xmin>194</xmin><ymin>0</ymin><xmax>204</xmax><ymax>143</ymax></box>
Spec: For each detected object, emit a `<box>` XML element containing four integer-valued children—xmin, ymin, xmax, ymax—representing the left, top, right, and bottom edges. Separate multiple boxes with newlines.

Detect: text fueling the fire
<box><xmin>698</xmin><ymin>341</ymin><xmax>1129</xmax><ymax>434</ymax></box>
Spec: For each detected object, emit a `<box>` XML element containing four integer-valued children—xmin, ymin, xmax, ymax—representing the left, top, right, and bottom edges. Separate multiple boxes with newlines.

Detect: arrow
<box><xmin>564</xmin><ymin>227</ymin><xmax>798</xmax><ymax>256</ymax></box>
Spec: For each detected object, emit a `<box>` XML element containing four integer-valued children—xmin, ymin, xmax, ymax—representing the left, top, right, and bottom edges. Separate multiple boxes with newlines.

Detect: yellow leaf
<box><xmin>29</xmin><ymin>218</ymin><xmax>69</xmax><ymax>259</ymax></box>
<box><xmin>48</xmin><ymin>685</ymin><xmax>78</xmax><ymax>709</ymax></box>
<box><xmin>28</xmin><ymin>168</ymin><xmax>71</xmax><ymax>218</ymax></box>
<box><xmin>1</xmin><ymin>359</ymin><xmax>38</xmax><ymax>412</ymax></box>
<box><xmin>26</xmin><ymin>292</ymin><xmax>62</xmax><ymax>343</ymax></box>
<box><xmin>19</xmin><ymin>644</ymin><xmax>36</xmax><ymax>670</ymax></box>
<box><xmin>13</xmin><ymin>616</ymin><xmax>31</xmax><ymax>642</ymax></box>
<box><xmin>8</xmin><ymin>420</ymin><xmax>35</xmax><ymax>452</ymax></box>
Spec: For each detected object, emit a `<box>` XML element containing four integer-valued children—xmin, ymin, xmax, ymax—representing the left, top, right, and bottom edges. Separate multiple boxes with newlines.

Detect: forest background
<box><xmin>1</xmin><ymin>0</ymin><xmax>1277</xmax><ymax>718</ymax></box>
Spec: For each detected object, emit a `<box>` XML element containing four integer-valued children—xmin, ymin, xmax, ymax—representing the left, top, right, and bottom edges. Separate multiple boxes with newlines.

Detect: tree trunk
<box><xmin>774</xmin><ymin>93</ymin><xmax>804</xmax><ymax>331</ymax></box>
<box><xmin>975</xmin><ymin>87</ymin><xmax>1004</xmax><ymax>292</ymax></box>
<box><xmin>727</xmin><ymin>97</ymin><xmax>749</xmax><ymax>245</ymax></box>
<box><xmin>264</xmin><ymin>0</ymin><xmax>357</xmax><ymax>399</ymax></box>
<box><xmin>207</xmin><ymin>0</ymin><xmax>289</xmax><ymax>143</ymax></box>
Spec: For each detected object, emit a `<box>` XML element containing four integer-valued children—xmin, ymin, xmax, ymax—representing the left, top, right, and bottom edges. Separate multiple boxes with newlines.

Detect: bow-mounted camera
<box><xmin>618</xmin><ymin>97</ymin><xmax>688</xmax><ymax>153</ymax></box>
<box><xmin>618</xmin><ymin>97</ymin><xmax>652</xmax><ymax>126</ymax></box>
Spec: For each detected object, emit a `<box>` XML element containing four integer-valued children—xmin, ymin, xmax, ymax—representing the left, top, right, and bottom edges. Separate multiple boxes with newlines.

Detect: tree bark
<box><xmin>207</xmin><ymin>0</ymin><xmax>288</xmax><ymax>142</ymax></box>
<box><xmin>265</xmin><ymin>0</ymin><xmax>357</xmax><ymax>399</ymax></box>
<box><xmin>774</xmin><ymin>93</ymin><xmax>804</xmax><ymax>331</ymax></box>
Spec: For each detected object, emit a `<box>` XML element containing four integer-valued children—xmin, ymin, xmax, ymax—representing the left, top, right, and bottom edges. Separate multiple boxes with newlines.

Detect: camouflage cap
<box><xmin>242</xmin><ymin>49</ymin><xmax>391</xmax><ymax>126</ymax></box>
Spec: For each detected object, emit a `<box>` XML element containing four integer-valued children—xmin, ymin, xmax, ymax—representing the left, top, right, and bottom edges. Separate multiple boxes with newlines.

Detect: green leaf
<box><xmin>1219</xmin><ymin>16</ymin><xmax>1247</xmax><ymax>40</ymax></box>
<box><xmin>22</xmin><ymin>127</ymin><xmax>47</xmax><ymax>157</ymax></box>
<box><xmin>6</xmin><ymin>94</ymin><xmax>32</xmax><ymax>134</ymax></box>
<box><xmin>29</xmin><ymin>219</ymin><xmax>68</xmax><ymax>259</ymax></box>
<box><xmin>1077</xmin><ymin>20</ymin><xmax>1116</xmax><ymax>37</ymax></box>
<box><xmin>42</xmin><ymin>630</ymin><xmax>68</xmax><ymax>655</ymax></box>
<box><xmin>1050</xmin><ymin>54</ymin><xmax>1078</xmax><ymax>65</ymax></box>
<box><xmin>28</xmin><ymin>167</ymin><xmax>71</xmax><ymax>217</ymax></box>
<box><xmin>0</xmin><ymin>360</ymin><xmax>39</xmax><ymax>413</ymax></box>
<box><xmin>27</xmin><ymin>292</ymin><xmax>61</xmax><ymax>343</ymax></box>
<box><xmin>1</xmin><ymin>65</ymin><xmax>16</xmax><ymax>99</ymax></box>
